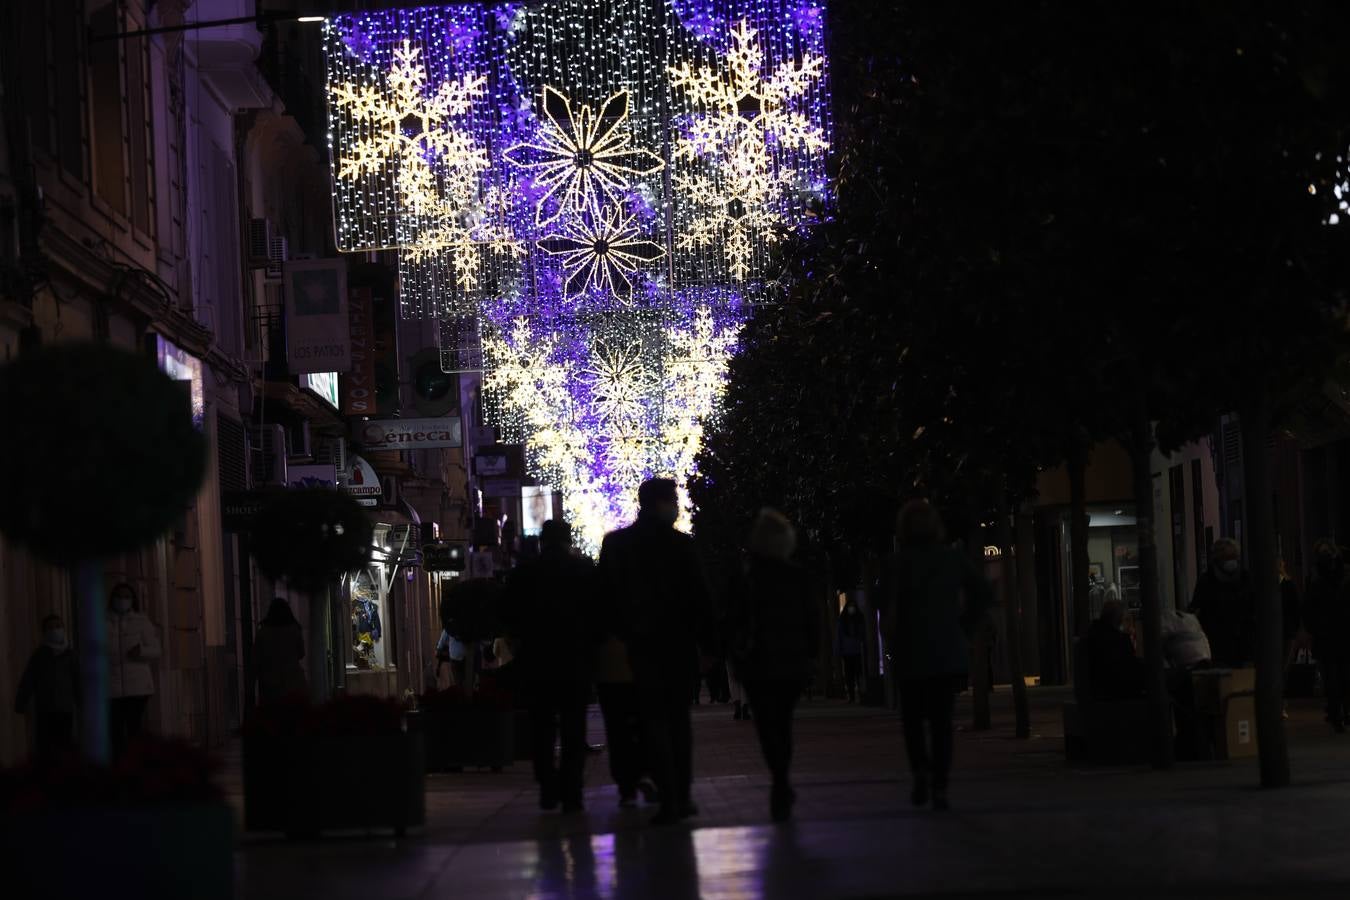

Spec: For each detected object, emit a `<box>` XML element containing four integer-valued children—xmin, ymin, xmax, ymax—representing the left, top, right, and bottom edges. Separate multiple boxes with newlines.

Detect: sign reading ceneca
<box><xmin>358</xmin><ymin>416</ymin><xmax>463</xmax><ymax>450</ymax></box>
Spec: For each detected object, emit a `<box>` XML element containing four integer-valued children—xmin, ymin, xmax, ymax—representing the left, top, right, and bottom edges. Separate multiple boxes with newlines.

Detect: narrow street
<box><xmin>232</xmin><ymin>690</ymin><xmax>1350</xmax><ymax>898</ymax></box>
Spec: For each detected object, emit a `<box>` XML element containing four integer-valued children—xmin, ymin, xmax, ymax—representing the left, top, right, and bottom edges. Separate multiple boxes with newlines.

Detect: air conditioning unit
<box><xmin>265</xmin><ymin>234</ymin><xmax>289</xmax><ymax>281</ymax></box>
<box><xmin>247</xmin><ymin>218</ymin><xmax>274</xmax><ymax>268</ymax></box>
<box><xmin>247</xmin><ymin>424</ymin><xmax>288</xmax><ymax>486</ymax></box>
<box><xmin>286</xmin><ymin>420</ymin><xmax>313</xmax><ymax>460</ymax></box>
<box><xmin>316</xmin><ymin>436</ymin><xmax>348</xmax><ymax>474</ymax></box>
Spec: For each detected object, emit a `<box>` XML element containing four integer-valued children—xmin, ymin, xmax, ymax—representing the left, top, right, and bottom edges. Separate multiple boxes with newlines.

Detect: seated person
<box><xmin>1161</xmin><ymin>606</ymin><xmax>1214</xmax><ymax>760</ymax></box>
<box><xmin>1083</xmin><ymin>600</ymin><xmax>1145</xmax><ymax>700</ymax></box>
<box><xmin>1161</xmin><ymin>607</ymin><xmax>1212</xmax><ymax>671</ymax></box>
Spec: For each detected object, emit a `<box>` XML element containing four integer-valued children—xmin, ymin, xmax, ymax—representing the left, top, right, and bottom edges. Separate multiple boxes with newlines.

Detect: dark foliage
<box><xmin>0</xmin><ymin>342</ymin><xmax>207</xmax><ymax>562</ymax></box>
<box><xmin>250</xmin><ymin>488</ymin><xmax>373</xmax><ymax>594</ymax></box>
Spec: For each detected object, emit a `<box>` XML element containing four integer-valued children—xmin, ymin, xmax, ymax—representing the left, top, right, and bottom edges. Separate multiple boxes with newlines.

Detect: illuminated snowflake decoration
<box><xmin>401</xmin><ymin>186</ymin><xmax>526</xmax><ymax>314</ymax></box>
<box><xmin>660</xmin><ymin>308</ymin><xmax>742</xmax><ymax>526</ymax></box>
<box><xmin>585</xmin><ymin>341</ymin><xmax>652</xmax><ymax>424</ymax></box>
<box><xmin>329</xmin><ymin>41</ymin><xmax>488</xmax><ymax>222</ymax></box>
<box><xmin>538</xmin><ymin>204</ymin><xmax>667</xmax><ymax>298</ymax></box>
<box><xmin>669</xmin><ymin>19</ymin><xmax>827</xmax><ymax>280</ymax></box>
<box><xmin>504</xmin><ymin>87</ymin><xmax>665</xmax><ymax>227</ymax></box>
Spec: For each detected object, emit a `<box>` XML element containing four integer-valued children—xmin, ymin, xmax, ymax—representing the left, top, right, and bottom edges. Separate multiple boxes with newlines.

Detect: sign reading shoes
<box><xmin>358</xmin><ymin>416</ymin><xmax>463</xmax><ymax>450</ymax></box>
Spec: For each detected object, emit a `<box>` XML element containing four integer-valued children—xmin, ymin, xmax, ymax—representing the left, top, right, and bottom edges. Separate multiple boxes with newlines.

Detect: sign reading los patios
<box><xmin>357</xmin><ymin>416</ymin><xmax>463</xmax><ymax>450</ymax></box>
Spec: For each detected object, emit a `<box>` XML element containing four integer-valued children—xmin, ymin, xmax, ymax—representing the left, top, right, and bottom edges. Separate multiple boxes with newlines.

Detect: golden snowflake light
<box><xmin>538</xmin><ymin>204</ymin><xmax>667</xmax><ymax>298</ymax></box>
<box><xmin>504</xmin><ymin>87</ymin><xmax>665</xmax><ymax>227</ymax></box>
<box><xmin>585</xmin><ymin>341</ymin><xmax>652</xmax><ymax>424</ymax></box>
<box><xmin>669</xmin><ymin>18</ymin><xmax>828</xmax><ymax>281</ymax></box>
<box><xmin>328</xmin><ymin>40</ymin><xmax>488</xmax><ymax>244</ymax></box>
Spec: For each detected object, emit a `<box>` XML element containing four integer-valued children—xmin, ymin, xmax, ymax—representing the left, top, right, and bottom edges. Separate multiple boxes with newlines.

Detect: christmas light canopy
<box><xmin>323</xmin><ymin>0</ymin><xmax>831</xmax><ymax>550</ymax></box>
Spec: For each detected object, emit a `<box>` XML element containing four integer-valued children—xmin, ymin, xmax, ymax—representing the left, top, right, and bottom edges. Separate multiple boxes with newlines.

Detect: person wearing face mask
<box><xmin>106</xmin><ymin>583</ymin><xmax>162</xmax><ymax>758</ymax></box>
<box><xmin>1187</xmin><ymin>539</ymin><xmax>1256</xmax><ymax>668</ymax></box>
<box><xmin>1304</xmin><ymin>540</ymin><xmax>1350</xmax><ymax>732</ymax></box>
<box><xmin>597</xmin><ymin>478</ymin><xmax>714</xmax><ymax>826</ymax></box>
<box><xmin>13</xmin><ymin>614</ymin><xmax>80</xmax><ymax>762</ymax></box>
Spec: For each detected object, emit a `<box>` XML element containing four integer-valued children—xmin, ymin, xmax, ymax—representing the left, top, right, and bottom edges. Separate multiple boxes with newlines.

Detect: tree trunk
<box><xmin>967</xmin><ymin>520</ymin><xmax>992</xmax><ymax>731</ymax></box>
<box><xmin>1128</xmin><ymin>400</ymin><xmax>1173</xmax><ymax>770</ymax></box>
<box><xmin>998</xmin><ymin>493</ymin><xmax>1030</xmax><ymax>738</ymax></box>
<box><xmin>76</xmin><ymin>558</ymin><xmax>110</xmax><ymax>764</ymax></box>
<box><xmin>1068</xmin><ymin>439</ymin><xmax>1092</xmax><ymax>640</ymax></box>
<box><xmin>1239</xmin><ymin>391</ymin><xmax>1291</xmax><ymax>788</ymax></box>
<box><xmin>1015</xmin><ymin>503</ymin><xmax>1041</xmax><ymax>681</ymax></box>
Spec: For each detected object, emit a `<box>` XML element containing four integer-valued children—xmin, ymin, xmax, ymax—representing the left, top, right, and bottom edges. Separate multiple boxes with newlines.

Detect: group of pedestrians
<box><xmin>502</xmin><ymin>480</ymin><xmax>992</xmax><ymax>823</ymax></box>
<box><xmin>13</xmin><ymin>582</ymin><xmax>162</xmax><ymax>762</ymax></box>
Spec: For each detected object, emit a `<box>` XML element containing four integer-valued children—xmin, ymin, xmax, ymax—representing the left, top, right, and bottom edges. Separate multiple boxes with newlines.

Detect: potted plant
<box><xmin>242</xmin><ymin>694</ymin><xmax>425</xmax><ymax>837</ymax></box>
<box><xmin>0</xmin><ymin>344</ymin><xmax>228</xmax><ymax>897</ymax></box>
<box><xmin>0</xmin><ymin>738</ymin><xmax>232</xmax><ymax>899</ymax></box>
<box><xmin>413</xmin><ymin>681</ymin><xmax>516</xmax><ymax>771</ymax></box>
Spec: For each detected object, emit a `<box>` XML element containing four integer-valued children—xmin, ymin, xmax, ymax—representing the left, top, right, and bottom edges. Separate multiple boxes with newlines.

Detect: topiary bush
<box><xmin>0</xmin><ymin>342</ymin><xmax>207</xmax><ymax>562</ymax></box>
<box><xmin>249</xmin><ymin>488</ymin><xmax>373</xmax><ymax>594</ymax></box>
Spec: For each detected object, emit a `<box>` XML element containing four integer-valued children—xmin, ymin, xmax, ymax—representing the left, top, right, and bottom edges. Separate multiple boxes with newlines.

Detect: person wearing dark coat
<box><xmin>1304</xmin><ymin>540</ymin><xmax>1350</xmax><ymax>732</ymax></box>
<box><xmin>14</xmin><ymin>614</ymin><xmax>80</xmax><ymax>761</ymax></box>
<box><xmin>727</xmin><ymin>508</ymin><xmax>820</xmax><ymax>822</ymax></box>
<box><xmin>836</xmin><ymin>599</ymin><xmax>866</xmax><ymax>703</ymax></box>
<box><xmin>1188</xmin><ymin>538</ymin><xmax>1256</xmax><ymax>668</ymax></box>
<box><xmin>882</xmin><ymin>500</ymin><xmax>992</xmax><ymax>811</ymax></box>
<box><xmin>1082</xmin><ymin>600</ymin><xmax>1145</xmax><ymax>700</ymax></box>
<box><xmin>597</xmin><ymin>478</ymin><xmax>713</xmax><ymax>825</ymax></box>
<box><xmin>503</xmin><ymin>519</ymin><xmax>598</xmax><ymax>813</ymax></box>
<box><xmin>254</xmin><ymin>598</ymin><xmax>308</xmax><ymax>705</ymax></box>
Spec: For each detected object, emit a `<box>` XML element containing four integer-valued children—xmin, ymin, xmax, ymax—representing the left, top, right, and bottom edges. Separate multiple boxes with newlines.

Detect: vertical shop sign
<box><xmin>284</xmin><ymin>258</ymin><xmax>351</xmax><ymax>374</ymax></box>
<box><xmin>341</xmin><ymin>286</ymin><xmax>375</xmax><ymax>414</ymax></box>
<box><xmin>371</xmin><ymin>285</ymin><xmax>400</xmax><ymax>415</ymax></box>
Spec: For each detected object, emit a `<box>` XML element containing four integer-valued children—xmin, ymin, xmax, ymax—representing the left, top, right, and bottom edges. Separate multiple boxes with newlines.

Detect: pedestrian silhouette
<box><xmin>14</xmin><ymin>613</ymin><xmax>79</xmax><ymax>762</ymax></box>
<box><xmin>1305</xmin><ymin>539</ymin><xmax>1350</xmax><ymax>732</ymax></box>
<box><xmin>107</xmin><ymin>583</ymin><xmax>161</xmax><ymax>758</ymax></box>
<box><xmin>727</xmin><ymin>508</ymin><xmax>819</xmax><ymax>822</ymax></box>
<box><xmin>836</xmin><ymin>596</ymin><xmax>866</xmax><ymax>703</ymax></box>
<box><xmin>254</xmin><ymin>597</ymin><xmax>308</xmax><ymax>706</ymax></box>
<box><xmin>1188</xmin><ymin>538</ymin><xmax>1256</xmax><ymax>668</ymax></box>
<box><xmin>882</xmin><ymin>500</ymin><xmax>991</xmax><ymax>811</ymax></box>
<box><xmin>597</xmin><ymin>478</ymin><xmax>712</xmax><ymax>825</ymax></box>
<box><xmin>503</xmin><ymin>519</ymin><xmax>597</xmax><ymax>813</ymax></box>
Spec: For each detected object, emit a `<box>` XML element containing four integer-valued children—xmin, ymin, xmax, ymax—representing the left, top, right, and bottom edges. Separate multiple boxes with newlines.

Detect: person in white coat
<box><xmin>107</xmin><ymin>583</ymin><xmax>161</xmax><ymax>757</ymax></box>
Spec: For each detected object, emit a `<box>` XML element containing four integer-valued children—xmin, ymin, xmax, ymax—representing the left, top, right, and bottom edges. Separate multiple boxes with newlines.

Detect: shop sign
<box><xmin>423</xmin><ymin>541</ymin><xmax>467</xmax><ymax>573</ymax></box>
<box><xmin>284</xmin><ymin>258</ymin><xmax>351</xmax><ymax>374</ymax></box>
<box><xmin>221</xmin><ymin>491</ymin><xmax>271</xmax><ymax>531</ymax></box>
<box><xmin>475</xmin><ymin>452</ymin><xmax>508</xmax><ymax>476</ymax></box>
<box><xmin>340</xmin><ymin>455</ymin><xmax>382</xmax><ymax>507</ymax></box>
<box><xmin>358</xmin><ymin>416</ymin><xmax>463</xmax><ymax>450</ymax></box>
<box><xmin>288</xmin><ymin>464</ymin><xmax>337</xmax><ymax>490</ymax></box>
<box><xmin>341</xmin><ymin>286</ymin><xmax>375</xmax><ymax>414</ymax></box>
<box><xmin>521</xmin><ymin>485</ymin><xmax>552</xmax><ymax>535</ymax></box>
<box><xmin>300</xmin><ymin>372</ymin><xmax>340</xmax><ymax>409</ymax></box>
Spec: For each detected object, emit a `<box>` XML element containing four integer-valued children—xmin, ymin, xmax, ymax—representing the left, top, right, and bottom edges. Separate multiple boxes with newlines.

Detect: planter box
<box><xmin>411</xmin><ymin>707</ymin><xmax>515</xmax><ymax>771</ymax></box>
<box><xmin>243</xmin><ymin>732</ymin><xmax>425</xmax><ymax>836</ymax></box>
<box><xmin>2</xmin><ymin>803</ymin><xmax>233</xmax><ymax>900</ymax></box>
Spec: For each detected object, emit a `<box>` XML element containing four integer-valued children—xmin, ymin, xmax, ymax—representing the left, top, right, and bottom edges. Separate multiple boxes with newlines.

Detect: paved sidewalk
<box><xmin>230</xmin><ymin>689</ymin><xmax>1350</xmax><ymax>898</ymax></box>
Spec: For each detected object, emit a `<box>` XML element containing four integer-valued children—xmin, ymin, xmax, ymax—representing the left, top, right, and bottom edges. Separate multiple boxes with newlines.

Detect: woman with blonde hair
<box><xmin>883</xmin><ymin>499</ymin><xmax>991</xmax><ymax>810</ymax></box>
<box><xmin>726</xmin><ymin>507</ymin><xmax>820</xmax><ymax>822</ymax></box>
